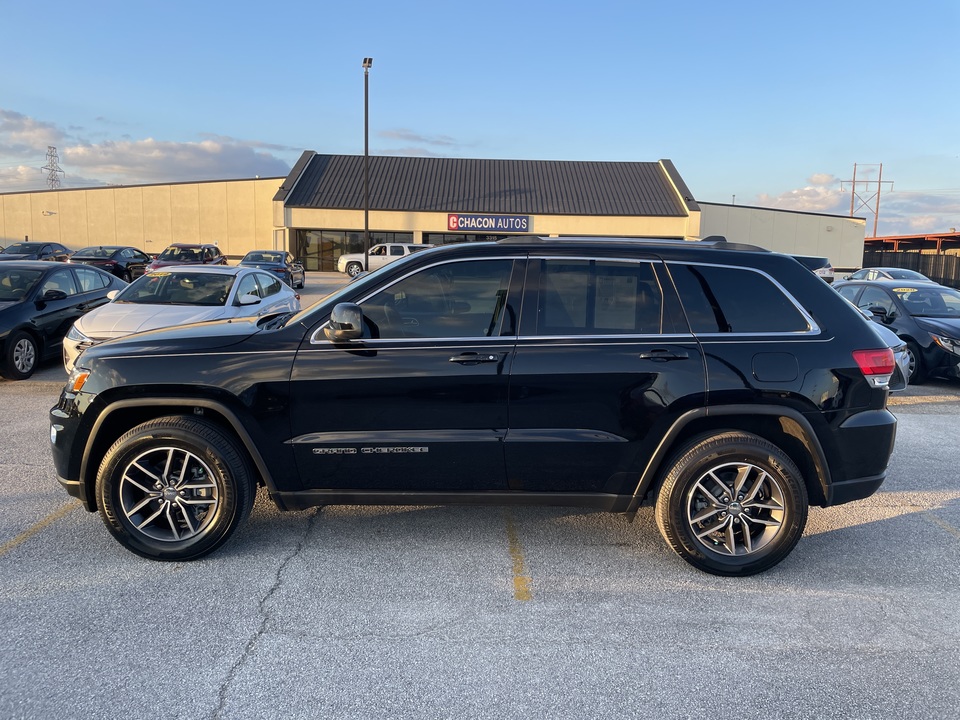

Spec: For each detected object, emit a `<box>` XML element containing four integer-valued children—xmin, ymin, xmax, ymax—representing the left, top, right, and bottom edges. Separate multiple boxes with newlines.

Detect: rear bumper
<box><xmin>826</xmin><ymin>408</ymin><xmax>897</xmax><ymax>505</ymax></box>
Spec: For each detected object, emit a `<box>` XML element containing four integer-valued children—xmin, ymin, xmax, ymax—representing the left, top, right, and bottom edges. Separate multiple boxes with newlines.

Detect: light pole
<box><xmin>362</xmin><ymin>57</ymin><xmax>373</xmax><ymax>270</ymax></box>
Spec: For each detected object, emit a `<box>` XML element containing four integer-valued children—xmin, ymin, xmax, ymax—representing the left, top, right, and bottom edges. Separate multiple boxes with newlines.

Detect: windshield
<box><xmin>115</xmin><ymin>271</ymin><xmax>235</xmax><ymax>306</ymax></box>
<box><xmin>888</xmin><ymin>269</ymin><xmax>927</xmax><ymax>280</ymax></box>
<box><xmin>158</xmin><ymin>246</ymin><xmax>202</xmax><ymax>262</ymax></box>
<box><xmin>893</xmin><ymin>286</ymin><xmax>960</xmax><ymax>318</ymax></box>
<box><xmin>73</xmin><ymin>246</ymin><xmax>117</xmax><ymax>258</ymax></box>
<box><xmin>2</xmin><ymin>242</ymin><xmax>42</xmax><ymax>254</ymax></box>
<box><xmin>0</xmin><ymin>268</ymin><xmax>43</xmax><ymax>300</ymax></box>
<box><xmin>243</xmin><ymin>252</ymin><xmax>284</xmax><ymax>263</ymax></box>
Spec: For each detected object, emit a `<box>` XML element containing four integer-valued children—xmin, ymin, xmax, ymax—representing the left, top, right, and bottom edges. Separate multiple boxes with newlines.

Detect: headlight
<box><xmin>66</xmin><ymin>324</ymin><xmax>91</xmax><ymax>343</ymax></box>
<box><xmin>66</xmin><ymin>366</ymin><xmax>91</xmax><ymax>393</ymax></box>
<box><xmin>931</xmin><ymin>334</ymin><xmax>960</xmax><ymax>356</ymax></box>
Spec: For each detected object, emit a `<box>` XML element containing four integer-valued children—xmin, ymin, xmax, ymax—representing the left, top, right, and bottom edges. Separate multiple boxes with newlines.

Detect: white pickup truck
<box><xmin>336</xmin><ymin>243</ymin><xmax>435</xmax><ymax>277</ymax></box>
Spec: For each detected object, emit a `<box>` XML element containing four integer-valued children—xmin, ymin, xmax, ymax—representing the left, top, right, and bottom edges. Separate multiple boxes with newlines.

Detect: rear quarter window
<box><xmin>669</xmin><ymin>263</ymin><xmax>812</xmax><ymax>333</ymax></box>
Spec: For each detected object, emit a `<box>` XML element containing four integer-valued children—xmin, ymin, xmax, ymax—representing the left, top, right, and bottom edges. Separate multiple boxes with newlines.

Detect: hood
<box><xmin>242</xmin><ymin>262</ymin><xmax>285</xmax><ymax>271</ymax></box>
<box><xmin>79</xmin><ymin>314</ymin><xmax>265</xmax><ymax>363</ymax></box>
<box><xmin>915</xmin><ymin>316</ymin><xmax>960</xmax><ymax>338</ymax></box>
<box><xmin>78</xmin><ymin>303</ymin><xmax>229</xmax><ymax>338</ymax></box>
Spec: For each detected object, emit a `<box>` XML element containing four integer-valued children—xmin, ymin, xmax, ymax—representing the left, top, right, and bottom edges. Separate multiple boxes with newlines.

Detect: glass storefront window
<box><xmin>295</xmin><ymin>229</ymin><xmax>414</xmax><ymax>271</ymax></box>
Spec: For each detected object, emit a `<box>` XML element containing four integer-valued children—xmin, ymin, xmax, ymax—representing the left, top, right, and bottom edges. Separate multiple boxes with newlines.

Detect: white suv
<box><xmin>337</xmin><ymin>243</ymin><xmax>434</xmax><ymax>277</ymax></box>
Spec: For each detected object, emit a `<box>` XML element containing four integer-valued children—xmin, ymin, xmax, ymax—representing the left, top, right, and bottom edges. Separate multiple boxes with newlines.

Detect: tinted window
<box><xmin>536</xmin><ymin>259</ymin><xmax>667</xmax><ymax>335</ymax></box>
<box><xmin>235</xmin><ymin>274</ymin><xmax>261</xmax><ymax>299</ymax></box>
<box><xmin>256</xmin><ymin>273</ymin><xmax>282</xmax><ymax>298</ymax></box>
<box><xmin>858</xmin><ymin>286</ymin><xmax>895</xmax><ymax>314</ymax></box>
<box><xmin>39</xmin><ymin>269</ymin><xmax>78</xmax><ymax>296</ymax></box>
<box><xmin>362</xmin><ymin>259</ymin><xmax>514</xmax><ymax>339</ymax></box>
<box><xmin>836</xmin><ymin>285</ymin><xmax>861</xmax><ymax>302</ymax></box>
<box><xmin>75</xmin><ymin>267</ymin><xmax>109</xmax><ymax>292</ymax></box>
<box><xmin>670</xmin><ymin>263</ymin><xmax>810</xmax><ymax>333</ymax></box>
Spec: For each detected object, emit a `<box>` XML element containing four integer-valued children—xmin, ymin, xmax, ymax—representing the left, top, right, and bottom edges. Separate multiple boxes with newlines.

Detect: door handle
<box><xmin>638</xmin><ymin>348</ymin><xmax>689</xmax><ymax>362</ymax></box>
<box><xmin>448</xmin><ymin>352</ymin><xmax>503</xmax><ymax>365</ymax></box>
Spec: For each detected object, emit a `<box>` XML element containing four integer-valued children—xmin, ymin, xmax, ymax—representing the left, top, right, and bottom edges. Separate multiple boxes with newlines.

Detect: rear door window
<box><xmin>669</xmin><ymin>263</ymin><xmax>812</xmax><ymax>333</ymax></box>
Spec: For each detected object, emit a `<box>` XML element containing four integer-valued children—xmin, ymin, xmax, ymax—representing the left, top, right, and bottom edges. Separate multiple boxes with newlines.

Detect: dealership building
<box><xmin>0</xmin><ymin>151</ymin><xmax>867</xmax><ymax>271</ymax></box>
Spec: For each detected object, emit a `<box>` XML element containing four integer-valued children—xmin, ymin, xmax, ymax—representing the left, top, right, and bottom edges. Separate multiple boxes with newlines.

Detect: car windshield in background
<box><xmin>2</xmin><ymin>243</ymin><xmax>43</xmax><ymax>254</ymax></box>
<box><xmin>892</xmin><ymin>286</ymin><xmax>960</xmax><ymax>318</ymax></box>
<box><xmin>244</xmin><ymin>252</ymin><xmax>284</xmax><ymax>263</ymax></box>
<box><xmin>72</xmin><ymin>247</ymin><xmax>116</xmax><ymax>258</ymax></box>
<box><xmin>0</xmin><ymin>268</ymin><xmax>43</xmax><ymax>300</ymax></box>
<box><xmin>887</xmin><ymin>269</ymin><xmax>929</xmax><ymax>280</ymax></box>
<box><xmin>115</xmin><ymin>272</ymin><xmax>235</xmax><ymax>307</ymax></box>
<box><xmin>157</xmin><ymin>247</ymin><xmax>202</xmax><ymax>262</ymax></box>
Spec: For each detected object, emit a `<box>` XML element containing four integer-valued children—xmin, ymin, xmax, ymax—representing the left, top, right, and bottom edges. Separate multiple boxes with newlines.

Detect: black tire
<box><xmin>96</xmin><ymin>416</ymin><xmax>255</xmax><ymax>561</ymax></box>
<box><xmin>296</xmin><ymin>274</ymin><xmax>305</xmax><ymax>289</ymax></box>
<box><xmin>345</xmin><ymin>262</ymin><xmax>363</xmax><ymax>277</ymax></box>
<box><xmin>655</xmin><ymin>431</ymin><xmax>808</xmax><ymax>576</ymax></box>
<box><xmin>905</xmin><ymin>341</ymin><xmax>926</xmax><ymax>384</ymax></box>
<box><xmin>121</xmin><ymin>269</ymin><xmax>133</xmax><ymax>283</ymax></box>
<box><xmin>1</xmin><ymin>330</ymin><xmax>39</xmax><ymax>380</ymax></box>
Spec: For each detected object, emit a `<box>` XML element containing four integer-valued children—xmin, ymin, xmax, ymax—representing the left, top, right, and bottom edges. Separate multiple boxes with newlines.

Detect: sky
<box><xmin>2</xmin><ymin>0</ymin><xmax>958</xmax><ymax>237</ymax></box>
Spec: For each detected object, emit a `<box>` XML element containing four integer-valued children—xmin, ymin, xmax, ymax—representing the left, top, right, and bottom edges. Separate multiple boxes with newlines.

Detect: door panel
<box><xmin>505</xmin><ymin>257</ymin><xmax>706</xmax><ymax>494</ymax></box>
<box><xmin>289</xmin><ymin>257</ymin><xmax>520</xmax><ymax>492</ymax></box>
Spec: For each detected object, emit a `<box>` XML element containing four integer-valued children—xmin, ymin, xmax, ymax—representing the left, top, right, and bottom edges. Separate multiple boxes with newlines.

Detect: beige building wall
<box><xmin>698</xmin><ymin>203</ymin><xmax>866</xmax><ymax>270</ymax></box>
<box><xmin>0</xmin><ymin>178</ymin><xmax>284</xmax><ymax>258</ymax></box>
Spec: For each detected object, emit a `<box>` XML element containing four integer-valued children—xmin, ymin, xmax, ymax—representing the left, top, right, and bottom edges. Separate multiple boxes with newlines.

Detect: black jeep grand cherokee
<box><xmin>50</xmin><ymin>237</ymin><xmax>898</xmax><ymax>575</ymax></box>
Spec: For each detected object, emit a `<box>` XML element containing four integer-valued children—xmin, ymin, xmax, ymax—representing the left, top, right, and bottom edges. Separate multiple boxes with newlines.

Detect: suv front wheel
<box><xmin>655</xmin><ymin>431</ymin><xmax>808</xmax><ymax>576</ymax></box>
<box><xmin>96</xmin><ymin>416</ymin><xmax>255</xmax><ymax>561</ymax></box>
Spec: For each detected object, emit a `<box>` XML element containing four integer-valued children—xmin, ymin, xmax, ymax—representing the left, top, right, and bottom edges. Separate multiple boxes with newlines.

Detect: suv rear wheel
<box><xmin>96</xmin><ymin>416</ymin><xmax>255</xmax><ymax>561</ymax></box>
<box><xmin>655</xmin><ymin>431</ymin><xmax>808</xmax><ymax>576</ymax></box>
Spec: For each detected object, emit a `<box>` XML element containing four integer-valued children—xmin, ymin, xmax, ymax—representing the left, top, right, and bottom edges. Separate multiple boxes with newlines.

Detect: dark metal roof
<box><xmin>280</xmin><ymin>152</ymin><xmax>692</xmax><ymax>217</ymax></box>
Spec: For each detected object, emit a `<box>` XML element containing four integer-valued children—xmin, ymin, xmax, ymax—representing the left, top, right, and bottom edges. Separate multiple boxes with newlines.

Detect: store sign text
<box><xmin>447</xmin><ymin>214</ymin><xmax>530</xmax><ymax>232</ymax></box>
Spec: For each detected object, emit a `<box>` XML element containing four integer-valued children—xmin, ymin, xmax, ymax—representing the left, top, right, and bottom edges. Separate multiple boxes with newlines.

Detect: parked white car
<box><xmin>63</xmin><ymin>265</ymin><xmax>300</xmax><ymax>372</ymax></box>
<box><xmin>336</xmin><ymin>243</ymin><xmax>434</xmax><ymax>277</ymax></box>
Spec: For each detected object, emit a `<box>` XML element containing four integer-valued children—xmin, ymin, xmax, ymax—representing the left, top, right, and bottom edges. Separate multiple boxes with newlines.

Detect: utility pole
<box><xmin>42</xmin><ymin>146</ymin><xmax>64</xmax><ymax>189</ymax></box>
<box><xmin>841</xmin><ymin>163</ymin><xmax>893</xmax><ymax>237</ymax></box>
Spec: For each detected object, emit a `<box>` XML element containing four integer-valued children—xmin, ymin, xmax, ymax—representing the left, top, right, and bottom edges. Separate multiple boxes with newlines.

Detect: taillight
<box><xmin>853</xmin><ymin>348</ymin><xmax>895</xmax><ymax>387</ymax></box>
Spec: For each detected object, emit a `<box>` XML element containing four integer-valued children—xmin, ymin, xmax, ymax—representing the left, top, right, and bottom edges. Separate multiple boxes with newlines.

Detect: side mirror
<box><xmin>238</xmin><ymin>293</ymin><xmax>261</xmax><ymax>306</ymax></box>
<box><xmin>43</xmin><ymin>289</ymin><xmax>68</xmax><ymax>301</ymax></box>
<box><xmin>324</xmin><ymin>302</ymin><xmax>363</xmax><ymax>342</ymax></box>
<box><xmin>107</xmin><ymin>290</ymin><xmax>120</xmax><ymax>300</ymax></box>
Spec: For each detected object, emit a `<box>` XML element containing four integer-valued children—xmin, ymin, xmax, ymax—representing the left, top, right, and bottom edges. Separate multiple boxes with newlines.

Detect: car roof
<box><xmin>494</xmin><ymin>235</ymin><xmax>768</xmax><ymax>252</ymax></box>
<box><xmin>165</xmin><ymin>243</ymin><xmax>219</xmax><ymax>249</ymax></box>
<box><xmin>145</xmin><ymin>265</ymin><xmax>245</xmax><ymax>276</ymax></box>
<box><xmin>841</xmin><ymin>278</ymin><xmax>944</xmax><ymax>290</ymax></box>
<box><xmin>0</xmin><ymin>260</ymin><xmax>63</xmax><ymax>270</ymax></box>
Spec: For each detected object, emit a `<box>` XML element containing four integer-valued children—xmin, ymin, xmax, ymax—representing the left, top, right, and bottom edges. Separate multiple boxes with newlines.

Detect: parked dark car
<box><xmin>1</xmin><ymin>261</ymin><xmax>127</xmax><ymax>379</ymax></box>
<box><xmin>844</xmin><ymin>267</ymin><xmax>934</xmax><ymax>283</ymax></box>
<box><xmin>68</xmin><ymin>245</ymin><xmax>152</xmax><ymax>282</ymax></box>
<box><xmin>146</xmin><ymin>243</ymin><xmax>227</xmax><ymax>271</ymax></box>
<box><xmin>239</xmin><ymin>250</ymin><xmax>305</xmax><ymax>288</ymax></box>
<box><xmin>834</xmin><ymin>279</ymin><xmax>960</xmax><ymax>383</ymax></box>
<box><xmin>0</xmin><ymin>241</ymin><xmax>73</xmax><ymax>263</ymax></box>
<box><xmin>51</xmin><ymin>237</ymin><xmax>898</xmax><ymax>576</ymax></box>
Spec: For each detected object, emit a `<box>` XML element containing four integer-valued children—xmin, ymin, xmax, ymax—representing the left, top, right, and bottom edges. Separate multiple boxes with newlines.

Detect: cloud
<box><xmin>0</xmin><ymin>109</ymin><xmax>294</xmax><ymax>190</ymax></box>
<box><xmin>379</xmin><ymin>128</ymin><xmax>459</xmax><ymax>148</ymax></box>
<box><xmin>752</xmin><ymin>172</ymin><xmax>960</xmax><ymax>237</ymax></box>
<box><xmin>0</xmin><ymin>109</ymin><xmax>67</xmax><ymax>156</ymax></box>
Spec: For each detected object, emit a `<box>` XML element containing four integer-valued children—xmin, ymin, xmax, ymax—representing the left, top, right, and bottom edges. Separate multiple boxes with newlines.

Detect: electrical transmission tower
<box><xmin>41</xmin><ymin>146</ymin><xmax>65</xmax><ymax>189</ymax></box>
<box><xmin>840</xmin><ymin>163</ymin><xmax>893</xmax><ymax>237</ymax></box>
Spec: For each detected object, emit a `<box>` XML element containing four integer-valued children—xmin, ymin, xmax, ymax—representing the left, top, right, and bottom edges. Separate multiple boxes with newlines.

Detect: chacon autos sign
<box><xmin>447</xmin><ymin>214</ymin><xmax>530</xmax><ymax>232</ymax></box>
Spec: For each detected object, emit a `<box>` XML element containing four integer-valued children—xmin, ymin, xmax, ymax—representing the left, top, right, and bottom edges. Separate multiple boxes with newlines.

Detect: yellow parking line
<box><xmin>0</xmin><ymin>501</ymin><xmax>81</xmax><ymax>557</ymax></box>
<box><xmin>925</xmin><ymin>512</ymin><xmax>960</xmax><ymax>540</ymax></box>
<box><xmin>504</xmin><ymin>512</ymin><xmax>533</xmax><ymax>601</ymax></box>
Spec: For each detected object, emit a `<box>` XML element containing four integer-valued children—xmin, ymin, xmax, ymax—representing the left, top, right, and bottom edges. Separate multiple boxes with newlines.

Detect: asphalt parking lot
<box><xmin>1</xmin><ymin>274</ymin><xmax>959</xmax><ymax>719</ymax></box>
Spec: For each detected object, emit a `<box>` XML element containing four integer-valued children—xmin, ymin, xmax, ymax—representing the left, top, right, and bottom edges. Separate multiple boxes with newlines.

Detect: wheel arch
<box><xmin>77</xmin><ymin>397</ymin><xmax>276</xmax><ymax>512</ymax></box>
<box><xmin>630</xmin><ymin>405</ymin><xmax>831</xmax><ymax>511</ymax></box>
